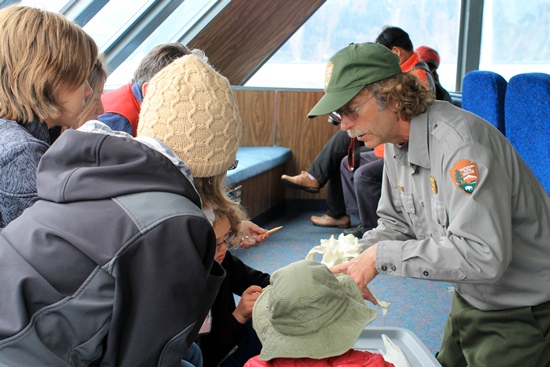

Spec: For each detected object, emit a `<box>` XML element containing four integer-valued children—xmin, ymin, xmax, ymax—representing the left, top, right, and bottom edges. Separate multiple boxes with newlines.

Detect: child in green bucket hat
<box><xmin>245</xmin><ymin>260</ymin><xmax>411</xmax><ymax>367</ymax></box>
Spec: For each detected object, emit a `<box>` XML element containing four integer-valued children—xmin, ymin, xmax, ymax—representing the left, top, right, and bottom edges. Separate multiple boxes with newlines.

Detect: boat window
<box><xmin>245</xmin><ymin>0</ymin><xmax>461</xmax><ymax>91</ymax></box>
<box><xmin>83</xmin><ymin>0</ymin><xmax>153</xmax><ymax>51</ymax></box>
<box><xmin>19</xmin><ymin>0</ymin><xmax>70</xmax><ymax>12</ymax></box>
<box><xmin>479</xmin><ymin>0</ymin><xmax>550</xmax><ymax>80</ymax></box>
<box><xmin>104</xmin><ymin>0</ymin><xmax>223</xmax><ymax>89</ymax></box>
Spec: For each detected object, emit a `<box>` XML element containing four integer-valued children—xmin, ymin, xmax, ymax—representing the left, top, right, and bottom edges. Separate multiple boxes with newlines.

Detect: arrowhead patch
<box><xmin>450</xmin><ymin>159</ymin><xmax>478</xmax><ymax>194</ymax></box>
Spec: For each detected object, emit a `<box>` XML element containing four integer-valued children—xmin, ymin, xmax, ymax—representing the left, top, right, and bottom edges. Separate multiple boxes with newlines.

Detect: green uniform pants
<box><xmin>437</xmin><ymin>291</ymin><xmax>550</xmax><ymax>367</ymax></box>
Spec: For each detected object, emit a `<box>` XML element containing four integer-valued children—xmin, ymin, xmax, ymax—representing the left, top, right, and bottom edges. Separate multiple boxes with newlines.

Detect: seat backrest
<box><xmin>462</xmin><ymin>70</ymin><xmax>507</xmax><ymax>135</ymax></box>
<box><xmin>505</xmin><ymin>72</ymin><xmax>550</xmax><ymax>195</ymax></box>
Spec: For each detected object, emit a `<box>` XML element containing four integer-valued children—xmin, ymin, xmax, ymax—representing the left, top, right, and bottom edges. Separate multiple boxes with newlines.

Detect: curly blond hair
<box><xmin>366</xmin><ymin>73</ymin><xmax>435</xmax><ymax>121</ymax></box>
<box><xmin>213</xmin><ymin>205</ymin><xmax>247</xmax><ymax>239</ymax></box>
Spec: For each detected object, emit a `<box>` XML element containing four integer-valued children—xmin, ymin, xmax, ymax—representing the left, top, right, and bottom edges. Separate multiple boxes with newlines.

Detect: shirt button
<box><xmin>391</xmin><ymin>265</ymin><xmax>396</xmax><ymax>271</ymax></box>
<box><xmin>430</xmin><ymin>233</ymin><xmax>434</xmax><ymax>238</ymax></box>
<box><xmin>437</xmin><ymin>219</ymin><xmax>441</xmax><ymax>224</ymax></box>
<box><xmin>423</xmin><ymin>271</ymin><xmax>429</xmax><ymax>277</ymax></box>
<box><xmin>421</xmin><ymin>201</ymin><xmax>425</xmax><ymax>207</ymax></box>
<box><xmin>381</xmin><ymin>265</ymin><xmax>388</xmax><ymax>271</ymax></box>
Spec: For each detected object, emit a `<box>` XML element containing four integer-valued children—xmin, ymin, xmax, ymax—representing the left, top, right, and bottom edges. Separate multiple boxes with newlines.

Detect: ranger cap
<box><xmin>308</xmin><ymin>42</ymin><xmax>401</xmax><ymax>118</ymax></box>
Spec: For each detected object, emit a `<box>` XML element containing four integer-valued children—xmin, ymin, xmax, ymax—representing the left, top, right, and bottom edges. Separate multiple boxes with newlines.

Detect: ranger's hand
<box><xmin>331</xmin><ymin>244</ymin><xmax>379</xmax><ymax>304</ymax></box>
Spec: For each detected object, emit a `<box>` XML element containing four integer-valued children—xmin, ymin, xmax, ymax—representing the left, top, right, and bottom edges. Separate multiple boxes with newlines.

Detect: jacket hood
<box><xmin>37</xmin><ymin>129</ymin><xmax>201</xmax><ymax>206</ymax></box>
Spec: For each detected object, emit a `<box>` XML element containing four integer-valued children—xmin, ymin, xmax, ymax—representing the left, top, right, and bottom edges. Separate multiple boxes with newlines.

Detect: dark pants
<box><xmin>437</xmin><ymin>291</ymin><xmax>550</xmax><ymax>367</ymax></box>
<box><xmin>308</xmin><ymin>130</ymin><xmax>351</xmax><ymax>218</ymax></box>
<box><xmin>340</xmin><ymin>150</ymin><xmax>383</xmax><ymax>232</ymax></box>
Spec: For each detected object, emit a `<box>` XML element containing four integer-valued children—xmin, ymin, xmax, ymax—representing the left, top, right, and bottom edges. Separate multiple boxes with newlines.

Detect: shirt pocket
<box><xmin>431</xmin><ymin>197</ymin><xmax>448</xmax><ymax>236</ymax></box>
<box><xmin>392</xmin><ymin>186</ymin><xmax>416</xmax><ymax>214</ymax></box>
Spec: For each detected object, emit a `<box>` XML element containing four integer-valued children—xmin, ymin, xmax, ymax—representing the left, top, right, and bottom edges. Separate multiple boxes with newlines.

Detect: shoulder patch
<box><xmin>450</xmin><ymin>159</ymin><xmax>478</xmax><ymax>194</ymax></box>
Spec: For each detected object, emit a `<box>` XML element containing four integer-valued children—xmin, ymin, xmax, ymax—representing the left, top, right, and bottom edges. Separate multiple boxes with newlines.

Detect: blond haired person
<box><xmin>138</xmin><ymin>55</ymin><xmax>268</xmax><ymax>247</ymax></box>
<box><xmin>0</xmin><ymin>5</ymin><xmax>97</xmax><ymax>227</ymax></box>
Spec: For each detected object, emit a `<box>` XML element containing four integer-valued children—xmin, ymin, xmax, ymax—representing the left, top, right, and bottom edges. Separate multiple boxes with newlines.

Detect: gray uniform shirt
<box><xmin>361</xmin><ymin>101</ymin><xmax>550</xmax><ymax>311</ymax></box>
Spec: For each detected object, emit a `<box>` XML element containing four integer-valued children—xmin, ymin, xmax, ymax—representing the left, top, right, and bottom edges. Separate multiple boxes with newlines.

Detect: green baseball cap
<box><xmin>307</xmin><ymin>42</ymin><xmax>402</xmax><ymax>118</ymax></box>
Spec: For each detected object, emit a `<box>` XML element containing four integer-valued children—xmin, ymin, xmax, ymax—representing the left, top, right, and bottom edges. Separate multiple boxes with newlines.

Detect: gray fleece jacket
<box><xmin>0</xmin><ymin>129</ymin><xmax>224</xmax><ymax>367</ymax></box>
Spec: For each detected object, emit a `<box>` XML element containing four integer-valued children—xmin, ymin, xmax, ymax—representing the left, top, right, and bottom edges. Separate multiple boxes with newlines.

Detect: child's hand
<box><xmin>232</xmin><ymin>285</ymin><xmax>263</xmax><ymax>324</ymax></box>
<box><xmin>239</xmin><ymin>221</ymin><xmax>267</xmax><ymax>248</ymax></box>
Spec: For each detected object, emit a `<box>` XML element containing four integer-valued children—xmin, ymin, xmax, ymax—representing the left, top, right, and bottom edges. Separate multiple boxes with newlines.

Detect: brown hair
<box><xmin>0</xmin><ymin>6</ymin><xmax>98</xmax><ymax>124</ymax></box>
<box><xmin>76</xmin><ymin>54</ymin><xmax>108</xmax><ymax>127</ymax></box>
<box><xmin>367</xmin><ymin>72</ymin><xmax>435</xmax><ymax>121</ymax></box>
<box><xmin>193</xmin><ymin>173</ymin><xmax>242</xmax><ymax>213</ymax></box>
<box><xmin>133</xmin><ymin>43</ymin><xmax>207</xmax><ymax>88</ymax></box>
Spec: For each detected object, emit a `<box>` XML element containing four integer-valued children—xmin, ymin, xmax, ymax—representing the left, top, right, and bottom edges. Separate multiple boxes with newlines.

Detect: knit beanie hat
<box><xmin>137</xmin><ymin>55</ymin><xmax>242</xmax><ymax>178</ymax></box>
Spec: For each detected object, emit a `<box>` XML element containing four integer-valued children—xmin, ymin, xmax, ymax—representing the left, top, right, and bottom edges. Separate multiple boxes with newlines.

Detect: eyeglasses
<box><xmin>329</xmin><ymin>94</ymin><xmax>375</xmax><ymax>124</ymax></box>
<box><xmin>216</xmin><ymin>232</ymin><xmax>236</xmax><ymax>248</ymax></box>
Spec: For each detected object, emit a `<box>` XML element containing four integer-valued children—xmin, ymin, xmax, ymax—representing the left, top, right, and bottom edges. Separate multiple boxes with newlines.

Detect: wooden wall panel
<box><xmin>238</xmin><ymin>164</ymin><xmax>286</xmax><ymax>218</ymax></box>
<box><xmin>233</xmin><ymin>89</ymin><xmax>275</xmax><ymax>147</ymax></box>
<box><xmin>188</xmin><ymin>0</ymin><xmax>325</xmax><ymax>85</ymax></box>
<box><xmin>231</xmin><ymin>88</ymin><xmax>341</xmax><ymax>202</ymax></box>
<box><xmin>277</xmin><ymin>91</ymin><xmax>340</xmax><ymax>200</ymax></box>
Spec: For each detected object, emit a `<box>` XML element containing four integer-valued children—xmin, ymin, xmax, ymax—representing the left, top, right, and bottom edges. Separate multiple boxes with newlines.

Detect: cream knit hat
<box><xmin>137</xmin><ymin>55</ymin><xmax>242</xmax><ymax>178</ymax></box>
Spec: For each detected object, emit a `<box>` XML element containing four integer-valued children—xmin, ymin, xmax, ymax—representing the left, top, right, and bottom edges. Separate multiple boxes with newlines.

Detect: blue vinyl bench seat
<box><xmin>226</xmin><ymin>146</ymin><xmax>291</xmax><ymax>186</ymax></box>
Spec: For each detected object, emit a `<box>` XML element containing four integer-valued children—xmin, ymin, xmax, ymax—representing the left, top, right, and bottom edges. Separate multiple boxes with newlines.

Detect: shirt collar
<box><xmin>394</xmin><ymin>109</ymin><xmax>431</xmax><ymax>169</ymax></box>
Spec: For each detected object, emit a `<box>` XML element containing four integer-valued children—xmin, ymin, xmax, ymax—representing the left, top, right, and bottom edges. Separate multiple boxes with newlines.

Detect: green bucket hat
<box><xmin>307</xmin><ymin>42</ymin><xmax>401</xmax><ymax>118</ymax></box>
<box><xmin>252</xmin><ymin>260</ymin><xmax>377</xmax><ymax>361</ymax></box>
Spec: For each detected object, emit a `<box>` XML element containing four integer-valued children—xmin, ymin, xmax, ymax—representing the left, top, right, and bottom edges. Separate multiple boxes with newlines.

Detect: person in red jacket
<box><xmin>415</xmin><ymin>45</ymin><xmax>453</xmax><ymax>103</ymax></box>
<box><xmin>99</xmin><ymin>43</ymin><xmax>207</xmax><ymax>136</ymax></box>
<box><xmin>245</xmin><ymin>260</ymin><xmax>411</xmax><ymax>367</ymax></box>
<box><xmin>375</xmin><ymin>26</ymin><xmax>435</xmax><ymax>92</ymax></box>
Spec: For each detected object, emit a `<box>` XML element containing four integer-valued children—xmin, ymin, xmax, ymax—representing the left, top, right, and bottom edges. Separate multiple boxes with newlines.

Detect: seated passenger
<box><xmin>375</xmin><ymin>26</ymin><xmax>435</xmax><ymax>91</ymax></box>
<box><xmin>340</xmin><ymin>146</ymin><xmax>384</xmax><ymax>237</ymax></box>
<box><xmin>0</xmin><ymin>5</ymin><xmax>97</xmax><ymax>227</ymax></box>
<box><xmin>99</xmin><ymin>42</ymin><xmax>206</xmax><ymax>136</ymax></box>
<box><xmin>415</xmin><ymin>45</ymin><xmax>452</xmax><ymax>103</ymax></box>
